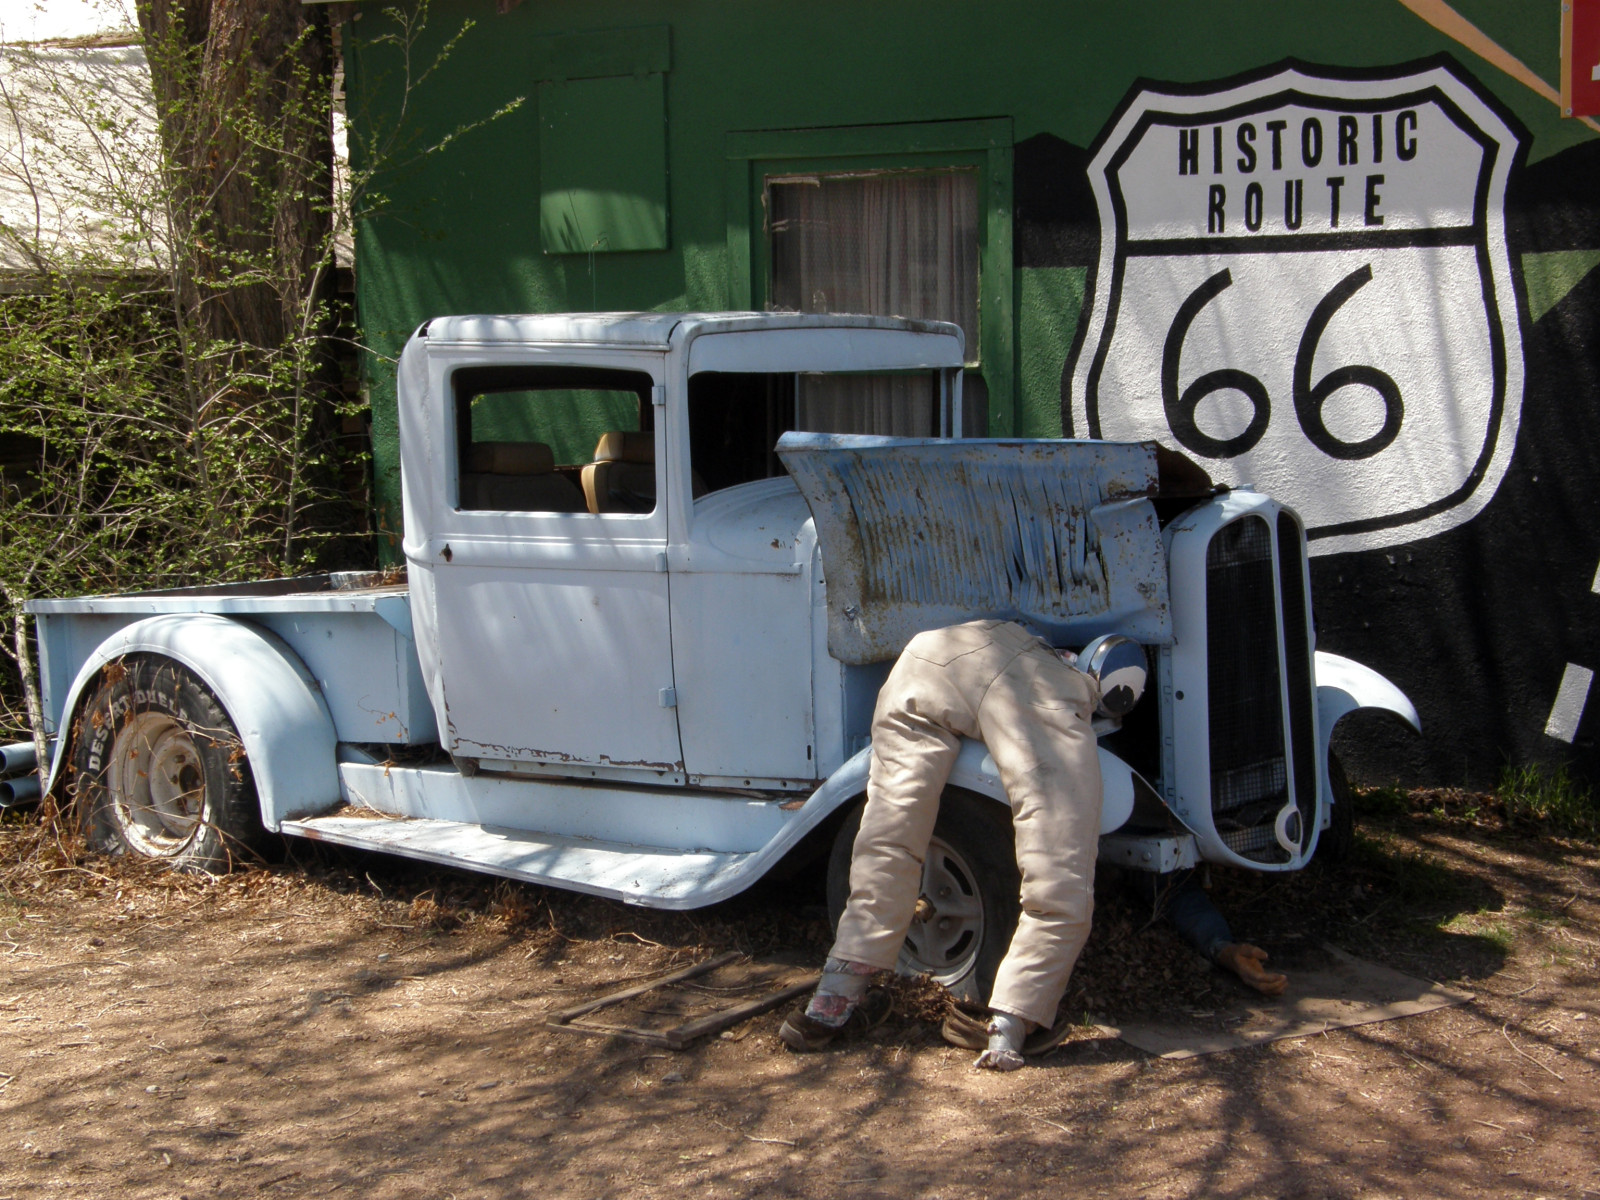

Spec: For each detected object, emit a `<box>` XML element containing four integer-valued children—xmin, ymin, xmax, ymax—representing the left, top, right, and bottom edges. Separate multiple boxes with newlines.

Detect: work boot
<box><xmin>777</xmin><ymin>986</ymin><xmax>892</xmax><ymax>1051</ymax></box>
<box><xmin>779</xmin><ymin>959</ymin><xmax>891</xmax><ymax>1052</ymax></box>
<box><xmin>941</xmin><ymin>1002</ymin><xmax>1078</xmax><ymax>1061</ymax></box>
<box><xmin>973</xmin><ymin>1012</ymin><xmax>1027</xmax><ymax>1071</ymax></box>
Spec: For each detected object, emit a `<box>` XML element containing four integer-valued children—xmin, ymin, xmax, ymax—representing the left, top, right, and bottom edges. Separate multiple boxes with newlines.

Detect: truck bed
<box><xmin>25</xmin><ymin>570</ymin><xmax>408</xmax><ymax>615</ymax></box>
<box><xmin>26</xmin><ymin>571</ymin><xmax>436</xmax><ymax>744</ymax></box>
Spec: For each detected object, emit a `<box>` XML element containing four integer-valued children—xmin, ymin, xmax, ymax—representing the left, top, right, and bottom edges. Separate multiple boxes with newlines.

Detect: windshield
<box><xmin>687</xmin><ymin>368</ymin><xmax>951</xmax><ymax>493</ymax></box>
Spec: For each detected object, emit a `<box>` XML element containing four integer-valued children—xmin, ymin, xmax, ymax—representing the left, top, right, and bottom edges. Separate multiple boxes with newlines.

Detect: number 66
<box><xmin>1161</xmin><ymin>264</ymin><xmax>1404</xmax><ymax>460</ymax></box>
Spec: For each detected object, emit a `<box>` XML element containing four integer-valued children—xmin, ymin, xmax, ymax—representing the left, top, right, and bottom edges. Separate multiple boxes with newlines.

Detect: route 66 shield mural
<box><xmin>1069</xmin><ymin>61</ymin><xmax>1526</xmax><ymax>556</ymax></box>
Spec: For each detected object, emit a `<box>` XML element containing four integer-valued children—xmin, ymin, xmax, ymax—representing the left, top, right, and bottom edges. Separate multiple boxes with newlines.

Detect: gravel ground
<box><xmin>0</xmin><ymin>794</ymin><xmax>1596</xmax><ymax>1199</ymax></box>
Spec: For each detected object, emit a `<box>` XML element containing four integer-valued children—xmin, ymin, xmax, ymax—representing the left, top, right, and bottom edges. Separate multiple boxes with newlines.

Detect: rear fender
<box><xmin>45</xmin><ymin>614</ymin><xmax>339</xmax><ymax>830</ymax></box>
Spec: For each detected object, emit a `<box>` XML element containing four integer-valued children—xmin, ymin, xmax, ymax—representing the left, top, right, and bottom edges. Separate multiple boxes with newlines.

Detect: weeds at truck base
<box><xmin>1352</xmin><ymin>765</ymin><xmax>1600</xmax><ymax>840</ymax></box>
<box><xmin>1354</xmin><ymin>783</ymin><xmax>1412</xmax><ymax>819</ymax></box>
<box><xmin>1495</xmin><ymin>763</ymin><xmax>1600</xmax><ymax>837</ymax></box>
<box><xmin>1438</xmin><ymin>911</ymin><xmax>1516</xmax><ymax>952</ymax></box>
<box><xmin>1518</xmin><ymin>903</ymin><xmax>1571</xmax><ymax>928</ymax></box>
<box><xmin>0</xmin><ymin>770</ymin><xmax>1571</xmax><ymax>1031</ymax></box>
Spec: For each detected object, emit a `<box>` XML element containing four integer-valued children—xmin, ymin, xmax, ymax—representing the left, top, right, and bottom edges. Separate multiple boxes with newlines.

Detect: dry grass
<box><xmin>0</xmin><ymin>774</ymin><xmax>1590</xmax><ymax>1038</ymax></box>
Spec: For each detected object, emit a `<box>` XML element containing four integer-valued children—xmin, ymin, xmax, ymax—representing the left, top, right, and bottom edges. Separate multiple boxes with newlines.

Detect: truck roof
<box><xmin>419</xmin><ymin>311</ymin><xmax>965</xmax><ymax>352</ymax></box>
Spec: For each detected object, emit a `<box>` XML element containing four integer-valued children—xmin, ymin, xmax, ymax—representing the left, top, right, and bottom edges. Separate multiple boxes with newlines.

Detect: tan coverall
<box><xmin>829</xmin><ymin>619</ymin><xmax>1103</xmax><ymax>1028</ymax></box>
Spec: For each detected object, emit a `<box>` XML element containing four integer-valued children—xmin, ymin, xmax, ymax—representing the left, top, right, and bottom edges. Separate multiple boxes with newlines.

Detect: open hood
<box><xmin>776</xmin><ymin>434</ymin><xmax>1172</xmax><ymax>664</ymax></box>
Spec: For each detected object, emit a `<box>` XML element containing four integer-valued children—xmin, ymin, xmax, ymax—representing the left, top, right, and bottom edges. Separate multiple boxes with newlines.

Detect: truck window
<box><xmin>687</xmin><ymin>369</ymin><xmax>938</xmax><ymax>493</ymax></box>
<box><xmin>452</xmin><ymin>365</ymin><xmax>656</xmax><ymax>514</ymax></box>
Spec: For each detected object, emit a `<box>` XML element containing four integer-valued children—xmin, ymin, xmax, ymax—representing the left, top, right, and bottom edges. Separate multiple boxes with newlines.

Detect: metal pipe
<box><xmin>0</xmin><ymin>741</ymin><xmax>38</xmax><ymax>777</ymax></box>
<box><xmin>0</xmin><ymin>775</ymin><xmax>41</xmax><ymax>807</ymax></box>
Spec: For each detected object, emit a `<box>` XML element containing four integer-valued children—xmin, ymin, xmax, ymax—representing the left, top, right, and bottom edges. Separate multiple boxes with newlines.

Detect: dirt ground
<box><xmin>1</xmin><ymin>798</ymin><xmax>1597</xmax><ymax>1200</ymax></box>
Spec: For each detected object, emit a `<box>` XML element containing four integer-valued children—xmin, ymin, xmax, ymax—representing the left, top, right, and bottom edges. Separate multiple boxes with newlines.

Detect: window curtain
<box><xmin>768</xmin><ymin>170</ymin><xmax>979</xmax><ymax>437</ymax></box>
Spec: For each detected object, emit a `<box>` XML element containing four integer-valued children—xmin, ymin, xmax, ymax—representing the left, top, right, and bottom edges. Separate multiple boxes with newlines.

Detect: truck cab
<box><xmin>399</xmin><ymin>312</ymin><xmax>968</xmax><ymax>790</ymax></box>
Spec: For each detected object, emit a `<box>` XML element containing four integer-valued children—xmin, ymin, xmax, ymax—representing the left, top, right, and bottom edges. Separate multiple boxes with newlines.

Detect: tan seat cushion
<box><xmin>592</xmin><ymin>430</ymin><xmax>654</xmax><ymax>464</ymax></box>
<box><xmin>581</xmin><ymin>459</ymin><xmax>657</xmax><ymax>514</ymax></box>
<box><xmin>459</xmin><ymin>438</ymin><xmax>586</xmax><ymax>510</ymax></box>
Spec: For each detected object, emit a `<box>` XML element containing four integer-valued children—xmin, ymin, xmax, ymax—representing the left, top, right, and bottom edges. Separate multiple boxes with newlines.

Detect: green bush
<box><xmin>0</xmin><ymin>5</ymin><xmax>514</xmax><ymax>749</ymax></box>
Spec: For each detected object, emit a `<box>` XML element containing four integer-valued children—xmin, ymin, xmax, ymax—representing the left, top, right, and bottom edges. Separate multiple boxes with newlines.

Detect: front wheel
<box><xmin>1315</xmin><ymin>751</ymin><xmax>1356</xmax><ymax>863</ymax></box>
<box><xmin>71</xmin><ymin>655</ymin><xmax>266</xmax><ymax>873</ymax></box>
<box><xmin>826</xmin><ymin>788</ymin><xmax>1019</xmax><ymax>1006</ymax></box>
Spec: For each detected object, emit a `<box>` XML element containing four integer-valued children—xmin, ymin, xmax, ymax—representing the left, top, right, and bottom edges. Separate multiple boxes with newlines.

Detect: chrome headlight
<box><xmin>1078</xmin><ymin>634</ymin><xmax>1147</xmax><ymax>718</ymax></box>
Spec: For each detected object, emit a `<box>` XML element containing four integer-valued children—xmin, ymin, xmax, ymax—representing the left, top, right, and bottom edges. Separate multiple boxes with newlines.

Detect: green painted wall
<box><xmin>344</xmin><ymin>0</ymin><xmax>1587</xmax><ymax>556</ymax></box>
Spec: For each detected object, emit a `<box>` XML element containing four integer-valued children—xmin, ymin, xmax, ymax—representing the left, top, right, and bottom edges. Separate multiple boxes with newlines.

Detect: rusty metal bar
<box><xmin>661</xmin><ymin>975</ymin><xmax>818</xmax><ymax>1050</ymax></box>
<box><xmin>546</xmin><ymin>951</ymin><xmax>819</xmax><ymax>1049</ymax></box>
<box><xmin>544</xmin><ymin>950</ymin><xmax>743</xmax><ymax>1026</ymax></box>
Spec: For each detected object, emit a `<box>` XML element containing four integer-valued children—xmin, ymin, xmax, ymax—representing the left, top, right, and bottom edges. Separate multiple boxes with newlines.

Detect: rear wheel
<box><xmin>826</xmin><ymin>788</ymin><xmax>1019</xmax><ymax>1006</ymax></box>
<box><xmin>72</xmin><ymin>656</ymin><xmax>265</xmax><ymax>873</ymax></box>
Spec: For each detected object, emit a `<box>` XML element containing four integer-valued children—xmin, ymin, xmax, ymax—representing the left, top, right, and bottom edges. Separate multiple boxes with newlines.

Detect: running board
<box><xmin>281</xmin><ymin>815</ymin><xmax>755</xmax><ymax>909</ymax></box>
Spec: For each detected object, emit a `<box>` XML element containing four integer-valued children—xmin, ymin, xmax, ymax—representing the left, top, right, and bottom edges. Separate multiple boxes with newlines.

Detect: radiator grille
<box><xmin>1205</xmin><ymin>516</ymin><xmax>1289</xmax><ymax>865</ymax></box>
<box><xmin>1277</xmin><ymin>512</ymin><xmax>1317</xmax><ymax>854</ymax></box>
<box><xmin>1220</xmin><ymin>824</ymin><xmax>1282</xmax><ymax>858</ymax></box>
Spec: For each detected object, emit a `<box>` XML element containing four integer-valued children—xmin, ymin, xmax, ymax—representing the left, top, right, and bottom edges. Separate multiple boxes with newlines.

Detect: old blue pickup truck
<box><xmin>18</xmin><ymin>311</ymin><xmax>1415</xmax><ymax>1001</ymax></box>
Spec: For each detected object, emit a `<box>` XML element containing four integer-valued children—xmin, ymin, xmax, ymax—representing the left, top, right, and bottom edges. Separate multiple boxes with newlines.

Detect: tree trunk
<box><xmin>136</xmin><ymin>1</ymin><xmax>346</xmax><ymax>572</ymax></box>
<box><xmin>136</xmin><ymin>0</ymin><xmax>335</xmax><ymax>356</ymax></box>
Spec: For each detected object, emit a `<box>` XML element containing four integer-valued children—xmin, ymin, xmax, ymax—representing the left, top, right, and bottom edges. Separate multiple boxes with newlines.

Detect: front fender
<box><xmin>1315</xmin><ymin>651</ymin><xmax>1421</xmax><ymax>739</ymax></box>
<box><xmin>949</xmin><ymin>739</ymin><xmax>1138</xmax><ymax>834</ymax></box>
<box><xmin>1315</xmin><ymin>651</ymin><xmax>1420</xmax><ymax>837</ymax></box>
<box><xmin>45</xmin><ymin>614</ymin><xmax>339</xmax><ymax>830</ymax></box>
<box><xmin>783</xmin><ymin>736</ymin><xmax>1139</xmax><ymax>843</ymax></box>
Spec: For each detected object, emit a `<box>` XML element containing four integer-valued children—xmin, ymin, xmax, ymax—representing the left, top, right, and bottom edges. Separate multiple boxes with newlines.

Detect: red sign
<box><xmin>1563</xmin><ymin>0</ymin><xmax>1600</xmax><ymax>118</ymax></box>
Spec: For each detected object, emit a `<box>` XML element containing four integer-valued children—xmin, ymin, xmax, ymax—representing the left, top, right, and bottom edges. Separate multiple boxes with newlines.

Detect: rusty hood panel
<box><xmin>776</xmin><ymin>434</ymin><xmax>1172</xmax><ymax>664</ymax></box>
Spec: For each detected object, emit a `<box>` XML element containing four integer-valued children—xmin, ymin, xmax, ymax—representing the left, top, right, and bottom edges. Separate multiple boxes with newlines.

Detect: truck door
<box><xmin>427</xmin><ymin>361</ymin><xmax>683</xmax><ymax>777</ymax></box>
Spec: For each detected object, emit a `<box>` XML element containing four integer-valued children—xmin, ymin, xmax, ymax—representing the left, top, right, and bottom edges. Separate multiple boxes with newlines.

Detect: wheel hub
<box><xmin>106</xmin><ymin>712</ymin><xmax>205</xmax><ymax>855</ymax></box>
<box><xmin>900</xmin><ymin>834</ymin><xmax>985</xmax><ymax>985</ymax></box>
